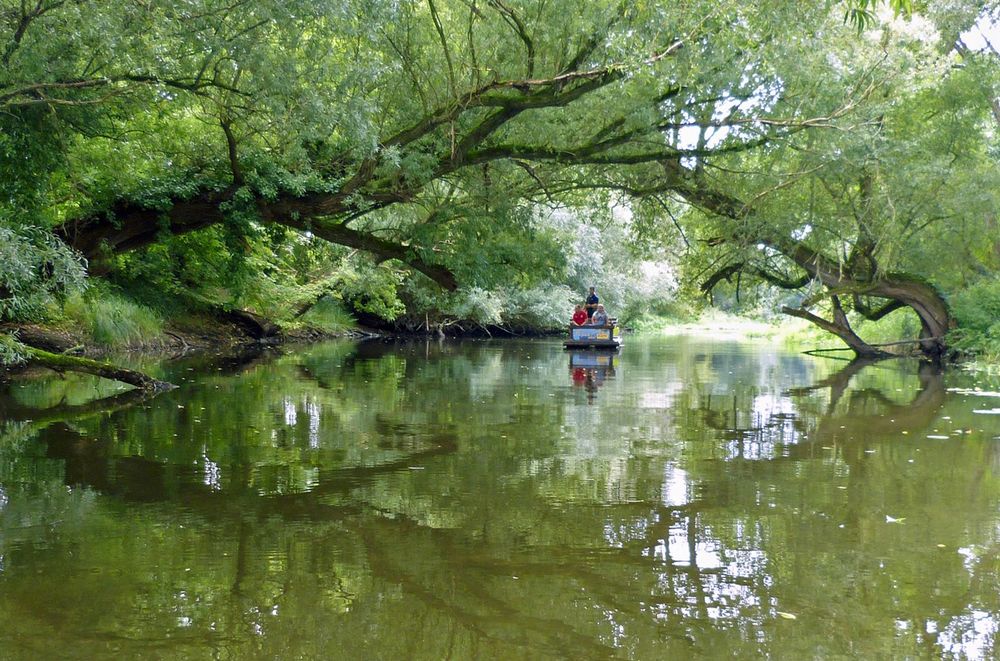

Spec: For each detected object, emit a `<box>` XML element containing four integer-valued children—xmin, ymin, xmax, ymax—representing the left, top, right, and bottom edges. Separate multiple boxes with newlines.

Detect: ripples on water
<box><xmin>1</xmin><ymin>335</ymin><xmax>1000</xmax><ymax>658</ymax></box>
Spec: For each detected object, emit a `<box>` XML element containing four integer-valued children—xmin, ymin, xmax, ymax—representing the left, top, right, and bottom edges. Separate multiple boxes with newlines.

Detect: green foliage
<box><xmin>0</xmin><ymin>222</ymin><xmax>86</xmax><ymax>321</ymax></box>
<box><xmin>0</xmin><ymin>107</ymin><xmax>65</xmax><ymax>214</ymax></box>
<box><xmin>297</xmin><ymin>298</ymin><xmax>356</xmax><ymax>334</ymax></box>
<box><xmin>401</xmin><ymin>280</ymin><xmax>576</xmax><ymax>331</ymax></box>
<box><xmin>542</xmin><ymin>205</ymin><xmax>682</xmax><ymax>326</ymax></box>
<box><xmin>61</xmin><ymin>286</ymin><xmax>163</xmax><ymax>348</ymax></box>
<box><xmin>843</xmin><ymin>0</ymin><xmax>913</xmax><ymax>32</ymax></box>
<box><xmin>0</xmin><ymin>333</ymin><xmax>28</xmax><ymax>366</ymax></box>
<box><xmin>624</xmin><ymin>302</ymin><xmax>698</xmax><ymax>333</ymax></box>
<box><xmin>656</xmin><ymin>1</ymin><xmax>996</xmax><ymax>355</ymax></box>
<box><xmin>332</xmin><ymin>260</ymin><xmax>406</xmax><ymax>321</ymax></box>
<box><xmin>0</xmin><ymin>0</ymin><xmax>995</xmax><ymax>354</ymax></box>
<box><xmin>501</xmin><ymin>285</ymin><xmax>578</xmax><ymax>329</ymax></box>
<box><xmin>948</xmin><ymin>278</ymin><xmax>1000</xmax><ymax>357</ymax></box>
<box><xmin>853</xmin><ymin>308</ymin><xmax>924</xmax><ymax>344</ymax></box>
<box><xmin>396</xmin><ymin>198</ymin><xmax>687</xmax><ymax>332</ymax></box>
<box><xmin>111</xmin><ymin>230</ymin><xmax>237</xmax><ymax>307</ymax></box>
<box><xmin>455</xmin><ymin>284</ymin><xmax>577</xmax><ymax>330</ymax></box>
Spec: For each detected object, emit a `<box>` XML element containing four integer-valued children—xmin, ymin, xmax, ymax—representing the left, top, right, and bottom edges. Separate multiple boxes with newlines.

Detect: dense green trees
<box><xmin>0</xmin><ymin>0</ymin><xmax>997</xmax><ymax>361</ymax></box>
<box><xmin>34</xmin><ymin>0</ymin><xmax>801</xmax><ymax>279</ymax></box>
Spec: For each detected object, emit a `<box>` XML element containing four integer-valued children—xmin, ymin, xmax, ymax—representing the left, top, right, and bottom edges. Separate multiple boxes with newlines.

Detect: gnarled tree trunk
<box><xmin>781</xmin><ymin>296</ymin><xmax>891</xmax><ymax>359</ymax></box>
<box><xmin>667</xmin><ymin>164</ymin><xmax>952</xmax><ymax>360</ymax></box>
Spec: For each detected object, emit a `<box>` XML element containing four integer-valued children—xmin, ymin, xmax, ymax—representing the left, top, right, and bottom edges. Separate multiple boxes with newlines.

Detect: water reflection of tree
<box><xmin>0</xmin><ymin>340</ymin><xmax>602</xmax><ymax>656</ymax></box>
<box><xmin>684</xmin><ymin>357</ymin><xmax>1000</xmax><ymax>658</ymax></box>
<box><xmin>695</xmin><ymin>358</ymin><xmax>946</xmax><ymax>461</ymax></box>
<box><xmin>786</xmin><ymin>358</ymin><xmax>945</xmax><ymax>442</ymax></box>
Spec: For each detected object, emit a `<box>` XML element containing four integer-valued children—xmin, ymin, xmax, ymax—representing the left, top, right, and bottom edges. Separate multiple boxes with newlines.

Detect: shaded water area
<box><xmin>2</xmin><ymin>335</ymin><xmax>1000</xmax><ymax>658</ymax></box>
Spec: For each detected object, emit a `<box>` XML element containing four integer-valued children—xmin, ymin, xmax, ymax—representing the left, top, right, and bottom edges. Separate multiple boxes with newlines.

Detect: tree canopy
<box><xmin>1</xmin><ymin>0</ymin><xmax>997</xmax><ymax>359</ymax></box>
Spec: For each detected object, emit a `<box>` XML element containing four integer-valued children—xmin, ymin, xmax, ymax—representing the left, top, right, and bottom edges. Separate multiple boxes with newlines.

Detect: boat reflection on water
<box><xmin>569</xmin><ymin>351</ymin><xmax>618</xmax><ymax>403</ymax></box>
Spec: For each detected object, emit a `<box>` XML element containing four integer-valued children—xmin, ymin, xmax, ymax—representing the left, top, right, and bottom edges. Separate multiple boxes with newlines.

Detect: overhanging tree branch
<box><xmin>0</xmin><ymin>74</ymin><xmax>249</xmax><ymax>108</ymax></box>
<box><xmin>54</xmin><ymin>188</ymin><xmax>459</xmax><ymax>290</ymax></box>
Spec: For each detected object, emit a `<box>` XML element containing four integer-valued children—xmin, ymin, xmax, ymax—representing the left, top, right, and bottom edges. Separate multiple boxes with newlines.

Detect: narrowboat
<box><xmin>564</xmin><ymin>320</ymin><xmax>622</xmax><ymax>349</ymax></box>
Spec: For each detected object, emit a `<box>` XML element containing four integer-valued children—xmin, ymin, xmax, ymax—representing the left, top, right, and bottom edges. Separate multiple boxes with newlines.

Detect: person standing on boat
<box><xmin>591</xmin><ymin>304</ymin><xmax>609</xmax><ymax>327</ymax></box>
<box><xmin>572</xmin><ymin>304</ymin><xmax>588</xmax><ymax>326</ymax></box>
<box><xmin>585</xmin><ymin>287</ymin><xmax>599</xmax><ymax>319</ymax></box>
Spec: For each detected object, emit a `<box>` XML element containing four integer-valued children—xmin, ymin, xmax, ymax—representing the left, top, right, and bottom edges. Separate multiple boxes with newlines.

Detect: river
<box><xmin>1</xmin><ymin>335</ymin><xmax>999</xmax><ymax>658</ymax></box>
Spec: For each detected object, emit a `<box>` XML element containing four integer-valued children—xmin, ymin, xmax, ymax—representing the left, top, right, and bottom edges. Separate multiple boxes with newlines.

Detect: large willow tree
<box><xmin>1</xmin><ymin>2</ymin><xmax>863</xmax><ymax>271</ymax></box>
<box><xmin>659</xmin><ymin>4</ymin><xmax>1000</xmax><ymax>360</ymax></box>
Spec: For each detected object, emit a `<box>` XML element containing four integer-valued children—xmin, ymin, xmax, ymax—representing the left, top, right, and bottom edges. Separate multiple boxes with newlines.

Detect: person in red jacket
<box><xmin>571</xmin><ymin>304</ymin><xmax>588</xmax><ymax>326</ymax></box>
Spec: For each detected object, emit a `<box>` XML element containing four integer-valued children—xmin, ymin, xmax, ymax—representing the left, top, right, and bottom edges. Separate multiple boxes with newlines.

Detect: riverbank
<box><xmin>2</xmin><ymin>316</ymin><xmax>324</xmax><ymax>358</ymax></box>
<box><xmin>0</xmin><ymin>312</ymin><xmax>378</xmax><ymax>386</ymax></box>
<box><xmin>2</xmin><ymin>306</ymin><xmax>984</xmax><ymax>391</ymax></box>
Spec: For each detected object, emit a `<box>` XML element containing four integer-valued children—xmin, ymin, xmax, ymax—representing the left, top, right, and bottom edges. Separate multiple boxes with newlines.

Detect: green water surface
<box><xmin>1</xmin><ymin>335</ymin><xmax>1000</xmax><ymax>659</ymax></box>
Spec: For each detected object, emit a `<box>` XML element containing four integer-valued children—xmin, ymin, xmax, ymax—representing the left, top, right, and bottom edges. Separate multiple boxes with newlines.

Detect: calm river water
<box><xmin>2</xmin><ymin>335</ymin><xmax>1000</xmax><ymax>658</ymax></box>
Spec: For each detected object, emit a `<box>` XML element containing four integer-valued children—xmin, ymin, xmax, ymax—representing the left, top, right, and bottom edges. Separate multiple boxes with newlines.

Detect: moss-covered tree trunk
<box><xmin>24</xmin><ymin>346</ymin><xmax>174</xmax><ymax>392</ymax></box>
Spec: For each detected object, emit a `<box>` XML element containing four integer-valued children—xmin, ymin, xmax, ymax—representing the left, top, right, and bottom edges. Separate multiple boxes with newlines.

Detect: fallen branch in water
<box><xmin>24</xmin><ymin>346</ymin><xmax>175</xmax><ymax>392</ymax></box>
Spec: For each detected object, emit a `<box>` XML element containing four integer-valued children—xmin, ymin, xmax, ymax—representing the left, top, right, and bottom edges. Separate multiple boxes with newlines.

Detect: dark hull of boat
<box><xmin>564</xmin><ymin>339</ymin><xmax>621</xmax><ymax>349</ymax></box>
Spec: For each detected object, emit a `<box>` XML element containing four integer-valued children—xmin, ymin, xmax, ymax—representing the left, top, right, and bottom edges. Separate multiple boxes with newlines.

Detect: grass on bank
<box><xmin>283</xmin><ymin>297</ymin><xmax>357</xmax><ymax>334</ymax></box>
<box><xmin>660</xmin><ymin>301</ymin><xmax>1000</xmax><ymax>367</ymax></box>
<box><xmin>55</xmin><ymin>274</ymin><xmax>360</xmax><ymax>348</ymax></box>
<box><xmin>59</xmin><ymin>286</ymin><xmax>164</xmax><ymax>349</ymax></box>
<box><xmin>34</xmin><ymin>267</ymin><xmax>1000</xmax><ymax>366</ymax></box>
